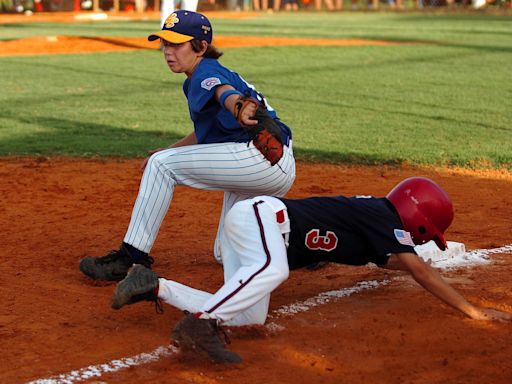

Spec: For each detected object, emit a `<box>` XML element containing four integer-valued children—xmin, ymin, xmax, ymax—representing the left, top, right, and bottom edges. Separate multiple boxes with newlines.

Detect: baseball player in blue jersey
<box><xmin>79</xmin><ymin>10</ymin><xmax>295</xmax><ymax>281</ymax></box>
<box><xmin>110</xmin><ymin>177</ymin><xmax>512</xmax><ymax>363</ymax></box>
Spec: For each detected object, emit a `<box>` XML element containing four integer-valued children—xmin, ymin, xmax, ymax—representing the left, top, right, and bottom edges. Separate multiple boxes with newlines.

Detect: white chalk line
<box><xmin>467</xmin><ymin>244</ymin><xmax>512</xmax><ymax>256</ymax></box>
<box><xmin>27</xmin><ymin>244</ymin><xmax>512</xmax><ymax>384</ymax></box>
<box><xmin>270</xmin><ymin>279</ymin><xmax>389</xmax><ymax>317</ymax></box>
<box><xmin>435</xmin><ymin>243</ymin><xmax>512</xmax><ymax>269</ymax></box>
<box><xmin>27</xmin><ymin>345</ymin><xmax>178</xmax><ymax>384</ymax></box>
<box><xmin>27</xmin><ymin>280</ymin><xmax>389</xmax><ymax>384</ymax></box>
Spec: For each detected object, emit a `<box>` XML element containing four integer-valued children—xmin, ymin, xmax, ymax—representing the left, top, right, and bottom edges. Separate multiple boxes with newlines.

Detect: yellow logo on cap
<box><xmin>201</xmin><ymin>25</ymin><xmax>211</xmax><ymax>35</ymax></box>
<box><xmin>164</xmin><ymin>13</ymin><xmax>179</xmax><ymax>28</ymax></box>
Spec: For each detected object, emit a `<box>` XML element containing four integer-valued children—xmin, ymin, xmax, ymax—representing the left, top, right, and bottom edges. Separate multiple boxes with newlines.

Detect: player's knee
<box><xmin>278</xmin><ymin>266</ymin><xmax>289</xmax><ymax>282</ymax></box>
<box><xmin>149</xmin><ymin>150</ymin><xmax>169</xmax><ymax>166</ymax></box>
<box><xmin>266</xmin><ymin>265</ymin><xmax>289</xmax><ymax>286</ymax></box>
<box><xmin>146</xmin><ymin>151</ymin><xmax>177</xmax><ymax>180</ymax></box>
<box><xmin>146</xmin><ymin>151</ymin><xmax>162</xmax><ymax>169</ymax></box>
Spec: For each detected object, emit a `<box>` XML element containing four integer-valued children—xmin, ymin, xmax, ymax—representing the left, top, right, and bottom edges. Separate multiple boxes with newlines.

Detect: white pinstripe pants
<box><xmin>123</xmin><ymin>141</ymin><xmax>295</xmax><ymax>259</ymax></box>
<box><xmin>157</xmin><ymin>197</ymin><xmax>290</xmax><ymax>326</ymax></box>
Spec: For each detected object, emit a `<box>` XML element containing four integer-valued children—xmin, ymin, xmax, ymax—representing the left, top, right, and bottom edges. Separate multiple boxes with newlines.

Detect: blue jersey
<box><xmin>183</xmin><ymin>58</ymin><xmax>292</xmax><ymax>145</ymax></box>
<box><xmin>279</xmin><ymin>196</ymin><xmax>416</xmax><ymax>270</ymax></box>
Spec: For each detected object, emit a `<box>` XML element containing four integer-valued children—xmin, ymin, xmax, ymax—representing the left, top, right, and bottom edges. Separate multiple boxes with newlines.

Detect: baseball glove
<box><xmin>234</xmin><ymin>97</ymin><xmax>284</xmax><ymax>166</ymax></box>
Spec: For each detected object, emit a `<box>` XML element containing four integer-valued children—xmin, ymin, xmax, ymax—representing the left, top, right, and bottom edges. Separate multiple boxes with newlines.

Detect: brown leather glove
<box><xmin>234</xmin><ymin>97</ymin><xmax>284</xmax><ymax>166</ymax></box>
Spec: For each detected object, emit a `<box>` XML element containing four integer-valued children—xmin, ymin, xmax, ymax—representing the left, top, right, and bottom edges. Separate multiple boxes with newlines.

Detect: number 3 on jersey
<box><xmin>305</xmin><ymin>229</ymin><xmax>338</xmax><ymax>252</ymax></box>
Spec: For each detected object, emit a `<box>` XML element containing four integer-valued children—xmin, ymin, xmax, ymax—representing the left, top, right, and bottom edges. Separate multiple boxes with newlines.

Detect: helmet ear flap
<box><xmin>415</xmin><ymin>218</ymin><xmax>448</xmax><ymax>250</ymax></box>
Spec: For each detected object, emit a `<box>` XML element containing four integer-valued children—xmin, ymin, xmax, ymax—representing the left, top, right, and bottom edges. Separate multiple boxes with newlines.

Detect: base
<box><xmin>415</xmin><ymin>241</ymin><xmax>466</xmax><ymax>263</ymax></box>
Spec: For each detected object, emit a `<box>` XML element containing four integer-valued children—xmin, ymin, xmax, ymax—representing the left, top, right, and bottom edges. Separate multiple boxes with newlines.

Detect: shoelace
<box><xmin>96</xmin><ymin>251</ymin><xmax>155</xmax><ymax>268</ymax></box>
<box><xmin>212</xmin><ymin>321</ymin><xmax>231</xmax><ymax>345</ymax></box>
<box><xmin>153</xmin><ymin>297</ymin><xmax>164</xmax><ymax>314</ymax></box>
<box><xmin>96</xmin><ymin>250</ymin><xmax>122</xmax><ymax>264</ymax></box>
<box><xmin>144</xmin><ymin>256</ymin><xmax>155</xmax><ymax>267</ymax></box>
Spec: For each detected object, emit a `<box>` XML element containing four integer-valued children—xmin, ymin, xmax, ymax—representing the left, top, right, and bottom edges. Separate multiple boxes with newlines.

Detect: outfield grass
<box><xmin>0</xmin><ymin>13</ymin><xmax>511</xmax><ymax>169</ymax></box>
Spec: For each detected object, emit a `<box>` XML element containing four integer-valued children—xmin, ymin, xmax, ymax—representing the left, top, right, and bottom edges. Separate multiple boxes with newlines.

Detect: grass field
<box><xmin>1</xmin><ymin>12</ymin><xmax>511</xmax><ymax>168</ymax></box>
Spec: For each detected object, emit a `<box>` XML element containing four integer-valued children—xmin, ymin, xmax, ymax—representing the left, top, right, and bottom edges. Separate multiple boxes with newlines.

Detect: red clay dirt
<box><xmin>1</xmin><ymin>157</ymin><xmax>511</xmax><ymax>384</ymax></box>
<box><xmin>0</xmin><ymin>35</ymin><xmax>405</xmax><ymax>56</ymax></box>
<box><xmin>0</xmin><ymin>10</ymin><xmax>407</xmax><ymax>56</ymax></box>
<box><xmin>0</xmin><ymin>36</ymin><xmax>404</xmax><ymax>56</ymax></box>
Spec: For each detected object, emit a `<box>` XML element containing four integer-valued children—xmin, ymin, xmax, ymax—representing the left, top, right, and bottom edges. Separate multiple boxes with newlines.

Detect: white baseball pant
<box><xmin>157</xmin><ymin>196</ymin><xmax>290</xmax><ymax>326</ymax></box>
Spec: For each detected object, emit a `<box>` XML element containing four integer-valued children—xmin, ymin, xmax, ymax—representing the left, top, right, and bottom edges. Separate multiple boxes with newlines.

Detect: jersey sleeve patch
<box><xmin>394</xmin><ymin>229</ymin><xmax>416</xmax><ymax>247</ymax></box>
<box><xmin>201</xmin><ymin>77</ymin><xmax>222</xmax><ymax>91</ymax></box>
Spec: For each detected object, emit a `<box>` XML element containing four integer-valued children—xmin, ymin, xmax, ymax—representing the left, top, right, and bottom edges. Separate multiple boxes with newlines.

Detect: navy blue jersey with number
<box><xmin>279</xmin><ymin>196</ymin><xmax>416</xmax><ymax>270</ymax></box>
<box><xmin>183</xmin><ymin>58</ymin><xmax>291</xmax><ymax>145</ymax></box>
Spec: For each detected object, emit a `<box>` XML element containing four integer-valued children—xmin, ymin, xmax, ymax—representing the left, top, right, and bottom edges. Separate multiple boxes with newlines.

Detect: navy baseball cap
<box><xmin>148</xmin><ymin>10</ymin><xmax>212</xmax><ymax>44</ymax></box>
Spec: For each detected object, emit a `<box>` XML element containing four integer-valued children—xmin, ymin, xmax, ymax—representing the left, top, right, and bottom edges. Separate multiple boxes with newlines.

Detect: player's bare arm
<box><xmin>141</xmin><ymin>133</ymin><xmax>198</xmax><ymax>170</ymax></box>
<box><xmin>383</xmin><ymin>254</ymin><xmax>434</xmax><ymax>270</ymax></box>
<box><xmin>392</xmin><ymin>252</ymin><xmax>512</xmax><ymax>322</ymax></box>
<box><xmin>215</xmin><ymin>85</ymin><xmax>258</xmax><ymax>126</ymax></box>
<box><xmin>169</xmin><ymin>132</ymin><xmax>198</xmax><ymax>148</ymax></box>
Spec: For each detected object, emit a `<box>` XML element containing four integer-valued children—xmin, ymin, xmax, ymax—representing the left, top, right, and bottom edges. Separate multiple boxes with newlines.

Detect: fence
<box><xmin>0</xmin><ymin>0</ymin><xmax>510</xmax><ymax>14</ymax></box>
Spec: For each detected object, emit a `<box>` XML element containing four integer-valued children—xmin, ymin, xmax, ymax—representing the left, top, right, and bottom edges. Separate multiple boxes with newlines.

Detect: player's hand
<box><xmin>469</xmin><ymin>308</ymin><xmax>512</xmax><ymax>322</ymax></box>
<box><xmin>237</xmin><ymin>100</ymin><xmax>258</xmax><ymax>126</ymax></box>
<box><xmin>141</xmin><ymin>148</ymin><xmax>166</xmax><ymax>171</ymax></box>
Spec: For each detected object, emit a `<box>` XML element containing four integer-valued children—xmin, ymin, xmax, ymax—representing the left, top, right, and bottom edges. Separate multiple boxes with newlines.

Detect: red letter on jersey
<box><xmin>305</xmin><ymin>229</ymin><xmax>338</xmax><ymax>252</ymax></box>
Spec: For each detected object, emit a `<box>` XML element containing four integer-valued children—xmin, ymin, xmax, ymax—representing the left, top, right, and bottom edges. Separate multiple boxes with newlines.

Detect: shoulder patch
<box><xmin>394</xmin><ymin>229</ymin><xmax>416</xmax><ymax>247</ymax></box>
<box><xmin>201</xmin><ymin>77</ymin><xmax>221</xmax><ymax>91</ymax></box>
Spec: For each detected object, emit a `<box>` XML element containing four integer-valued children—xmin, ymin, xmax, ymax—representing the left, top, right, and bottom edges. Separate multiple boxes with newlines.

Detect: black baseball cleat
<box><xmin>79</xmin><ymin>243</ymin><xmax>154</xmax><ymax>281</ymax></box>
<box><xmin>172</xmin><ymin>312</ymin><xmax>242</xmax><ymax>364</ymax></box>
<box><xmin>111</xmin><ymin>265</ymin><xmax>162</xmax><ymax>311</ymax></box>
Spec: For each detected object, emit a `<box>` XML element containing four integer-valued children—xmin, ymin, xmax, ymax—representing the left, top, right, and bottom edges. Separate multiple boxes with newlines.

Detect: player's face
<box><xmin>162</xmin><ymin>40</ymin><xmax>203</xmax><ymax>77</ymax></box>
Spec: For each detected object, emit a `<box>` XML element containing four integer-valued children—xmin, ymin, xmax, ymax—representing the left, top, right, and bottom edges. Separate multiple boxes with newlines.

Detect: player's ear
<box><xmin>197</xmin><ymin>40</ymin><xmax>208</xmax><ymax>56</ymax></box>
<box><xmin>190</xmin><ymin>39</ymin><xmax>209</xmax><ymax>57</ymax></box>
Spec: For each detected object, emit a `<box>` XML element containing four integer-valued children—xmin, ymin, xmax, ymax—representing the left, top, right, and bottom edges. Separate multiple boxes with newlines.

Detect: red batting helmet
<box><xmin>386</xmin><ymin>177</ymin><xmax>454</xmax><ymax>250</ymax></box>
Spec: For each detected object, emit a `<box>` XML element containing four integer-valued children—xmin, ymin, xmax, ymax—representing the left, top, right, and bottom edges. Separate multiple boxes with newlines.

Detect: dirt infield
<box><xmin>0</xmin><ymin>10</ymin><xmax>410</xmax><ymax>56</ymax></box>
<box><xmin>0</xmin><ymin>34</ymin><xmax>406</xmax><ymax>56</ymax></box>
<box><xmin>1</xmin><ymin>157</ymin><xmax>511</xmax><ymax>383</ymax></box>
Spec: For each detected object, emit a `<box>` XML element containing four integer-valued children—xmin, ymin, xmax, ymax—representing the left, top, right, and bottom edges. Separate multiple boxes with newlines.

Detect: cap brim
<box><xmin>147</xmin><ymin>30</ymin><xmax>194</xmax><ymax>44</ymax></box>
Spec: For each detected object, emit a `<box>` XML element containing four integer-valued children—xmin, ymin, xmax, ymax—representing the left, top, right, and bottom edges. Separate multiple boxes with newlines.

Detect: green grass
<box><xmin>1</xmin><ymin>12</ymin><xmax>511</xmax><ymax>169</ymax></box>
